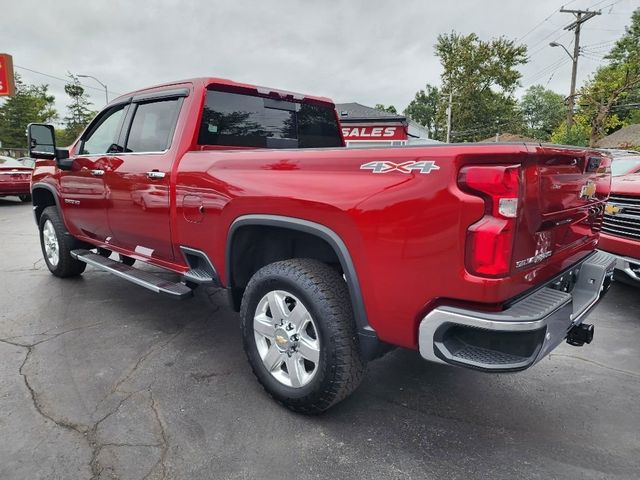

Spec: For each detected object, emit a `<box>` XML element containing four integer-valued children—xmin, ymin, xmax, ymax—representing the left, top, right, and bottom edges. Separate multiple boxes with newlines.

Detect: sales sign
<box><xmin>341</xmin><ymin>125</ymin><xmax>407</xmax><ymax>141</ymax></box>
<box><xmin>0</xmin><ymin>54</ymin><xmax>16</xmax><ymax>96</ymax></box>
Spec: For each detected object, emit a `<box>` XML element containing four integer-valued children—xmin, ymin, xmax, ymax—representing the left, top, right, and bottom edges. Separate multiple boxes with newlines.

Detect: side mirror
<box><xmin>27</xmin><ymin>123</ymin><xmax>57</xmax><ymax>160</ymax></box>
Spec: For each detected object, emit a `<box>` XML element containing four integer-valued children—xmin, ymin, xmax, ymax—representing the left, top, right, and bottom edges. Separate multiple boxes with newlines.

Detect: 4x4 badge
<box><xmin>360</xmin><ymin>160</ymin><xmax>440</xmax><ymax>174</ymax></box>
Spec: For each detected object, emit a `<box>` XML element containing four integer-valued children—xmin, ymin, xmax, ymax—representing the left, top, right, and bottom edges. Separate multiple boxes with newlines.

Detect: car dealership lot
<box><xmin>0</xmin><ymin>198</ymin><xmax>639</xmax><ymax>480</ymax></box>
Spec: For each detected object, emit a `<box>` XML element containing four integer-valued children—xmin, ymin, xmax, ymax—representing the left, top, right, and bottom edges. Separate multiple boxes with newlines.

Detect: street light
<box><xmin>549</xmin><ymin>41</ymin><xmax>581</xmax><ymax>128</ymax></box>
<box><xmin>77</xmin><ymin>74</ymin><xmax>109</xmax><ymax>104</ymax></box>
<box><xmin>549</xmin><ymin>41</ymin><xmax>574</xmax><ymax>61</ymax></box>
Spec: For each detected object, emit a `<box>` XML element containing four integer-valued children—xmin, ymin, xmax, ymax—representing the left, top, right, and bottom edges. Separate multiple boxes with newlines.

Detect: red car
<box><xmin>26</xmin><ymin>77</ymin><xmax>614</xmax><ymax>412</ymax></box>
<box><xmin>0</xmin><ymin>156</ymin><xmax>32</xmax><ymax>202</ymax></box>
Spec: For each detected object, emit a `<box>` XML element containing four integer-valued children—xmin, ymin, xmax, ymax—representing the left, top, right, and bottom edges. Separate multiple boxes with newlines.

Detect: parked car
<box><xmin>599</xmin><ymin>171</ymin><xmax>640</xmax><ymax>285</ymax></box>
<box><xmin>0</xmin><ymin>155</ymin><xmax>33</xmax><ymax>202</ymax></box>
<box><xmin>26</xmin><ymin>77</ymin><xmax>614</xmax><ymax>413</ymax></box>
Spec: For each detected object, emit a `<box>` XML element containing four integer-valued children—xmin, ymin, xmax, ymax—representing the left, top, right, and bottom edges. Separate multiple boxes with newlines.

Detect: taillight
<box><xmin>458</xmin><ymin>165</ymin><xmax>521</xmax><ymax>277</ymax></box>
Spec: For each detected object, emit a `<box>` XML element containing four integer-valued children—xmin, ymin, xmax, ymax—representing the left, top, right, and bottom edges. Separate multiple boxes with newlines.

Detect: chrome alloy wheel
<box><xmin>253</xmin><ymin>290</ymin><xmax>320</xmax><ymax>388</ymax></box>
<box><xmin>42</xmin><ymin>219</ymin><xmax>60</xmax><ymax>267</ymax></box>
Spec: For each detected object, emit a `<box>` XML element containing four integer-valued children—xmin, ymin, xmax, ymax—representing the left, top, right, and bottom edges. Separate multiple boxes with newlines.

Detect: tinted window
<box><xmin>198</xmin><ymin>90</ymin><xmax>342</xmax><ymax>148</ymax></box>
<box><xmin>81</xmin><ymin>106</ymin><xmax>126</xmax><ymax>155</ymax></box>
<box><xmin>125</xmin><ymin>99</ymin><xmax>181</xmax><ymax>153</ymax></box>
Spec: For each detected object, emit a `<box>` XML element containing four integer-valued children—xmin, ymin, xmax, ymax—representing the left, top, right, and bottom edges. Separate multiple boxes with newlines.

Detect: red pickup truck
<box><xmin>27</xmin><ymin>77</ymin><xmax>615</xmax><ymax>413</ymax></box>
<box><xmin>599</xmin><ymin>167</ymin><xmax>640</xmax><ymax>285</ymax></box>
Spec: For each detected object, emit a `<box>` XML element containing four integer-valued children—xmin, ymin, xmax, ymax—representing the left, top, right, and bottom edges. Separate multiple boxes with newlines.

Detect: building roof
<box><xmin>479</xmin><ymin>133</ymin><xmax>541</xmax><ymax>143</ymax></box>
<box><xmin>335</xmin><ymin>102</ymin><xmax>406</xmax><ymax>122</ymax></box>
<box><xmin>596</xmin><ymin>124</ymin><xmax>640</xmax><ymax>148</ymax></box>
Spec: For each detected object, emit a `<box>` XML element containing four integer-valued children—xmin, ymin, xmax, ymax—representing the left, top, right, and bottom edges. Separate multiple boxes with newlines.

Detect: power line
<box><xmin>598</xmin><ymin>0</ymin><xmax>624</xmax><ymax>12</ymax></box>
<box><xmin>581</xmin><ymin>39</ymin><xmax>618</xmax><ymax>48</ymax></box>
<box><xmin>525</xmin><ymin>56</ymin><xmax>571</xmax><ymax>84</ymax></box>
<box><xmin>13</xmin><ymin>64</ymin><xmax>123</xmax><ymax>96</ymax></box>
<box><xmin>588</xmin><ymin>0</ymin><xmax>615</xmax><ymax>9</ymax></box>
<box><xmin>516</xmin><ymin>0</ymin><xmax>581</xmax><ymax>43</ymax></box>
<box><xmin>517</xmin><ymin>11</ymin><xmax>561</xmax><ymax>44</ymax></box>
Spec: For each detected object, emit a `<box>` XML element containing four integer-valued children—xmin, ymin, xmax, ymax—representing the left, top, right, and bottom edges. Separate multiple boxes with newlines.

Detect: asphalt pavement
<box><xmin>1</xmin><ymin>197</ymin><xmax>639</xmax><ymax>480</ymax></box>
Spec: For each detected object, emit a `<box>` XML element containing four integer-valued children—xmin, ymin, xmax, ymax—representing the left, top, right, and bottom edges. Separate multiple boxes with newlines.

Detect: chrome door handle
<box><xmin>146</xmin><ymin>171</ymin><xmax>166</xmax><ymax>180</ymax></box>
<box><xmin>90</xmin><ymin>169</ymin><xmax>105</xmax><ymax>177</ymax></box>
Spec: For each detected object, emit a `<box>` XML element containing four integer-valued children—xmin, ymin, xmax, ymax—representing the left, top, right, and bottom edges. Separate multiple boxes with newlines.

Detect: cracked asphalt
<box><xmin>1</xmin><ymin>197</ymin><xmax>639</xmax><ymax>480</ymax></box>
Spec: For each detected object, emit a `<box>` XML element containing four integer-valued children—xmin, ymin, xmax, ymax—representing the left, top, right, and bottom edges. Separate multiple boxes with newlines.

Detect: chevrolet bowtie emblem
<box><xmin>579</xmin><ymin>181</ymin><xmax>597</xmax><ymax>200</ymax></box>
<box><xmin>604</xmin><ymin>203</ymin><xmax>621</xmax><ymax>215</ymax></box>
<box><xmin>275</xmin><ymin>334</ymin><xmax>288</xmax><ymax>346</ymax></box>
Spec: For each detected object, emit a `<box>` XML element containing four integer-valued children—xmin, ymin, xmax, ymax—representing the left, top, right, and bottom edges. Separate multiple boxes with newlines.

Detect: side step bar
<box><xmin>71</xmin><ymin>249</ymin><xmax>193</xmax><ymax>299</ymax></box>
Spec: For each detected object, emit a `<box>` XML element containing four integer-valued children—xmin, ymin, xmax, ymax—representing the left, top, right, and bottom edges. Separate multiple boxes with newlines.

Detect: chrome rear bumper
<box><xmin>610</xmin><ymin>252</ymin><xmax>640</xmax><ymax>284</ymax></box>
<box><xmin>418</xmin><ymin>251</ymin><xmax>616</xmax><ymax>372</ymax></box>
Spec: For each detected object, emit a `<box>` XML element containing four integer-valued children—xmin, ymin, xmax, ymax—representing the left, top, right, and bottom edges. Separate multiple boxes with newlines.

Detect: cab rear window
<box><xmin>197</xmin><ymin>90</ymin><xmax>342</xmax><ymax>149</ymax></box>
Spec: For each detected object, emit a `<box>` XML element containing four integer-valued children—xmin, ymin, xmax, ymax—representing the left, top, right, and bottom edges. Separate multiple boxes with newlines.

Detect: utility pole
<box><xmin>558</xmin><ymin>8</ymin><xmax>600</xmax><ymax>129</ymax></box>
<box><xmin>446</xmin><ymin>90</ymin><xmax>453</xmax><ymax>143</ymax></box>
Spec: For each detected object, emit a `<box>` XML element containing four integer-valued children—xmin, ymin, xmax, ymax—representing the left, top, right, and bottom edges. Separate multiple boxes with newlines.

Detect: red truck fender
<box><xmin>225</xmin><ymin>214</ymin><xmax>385</xmax><ymax>359</ymax></box>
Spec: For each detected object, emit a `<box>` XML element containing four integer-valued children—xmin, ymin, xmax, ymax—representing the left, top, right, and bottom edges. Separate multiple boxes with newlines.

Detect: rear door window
<box><xmin>198</xmin><ymin>90</ymin><xmax>342</xmax><ymax>149</ymax></box>
<box><xmin>125</xmin><ymin>99</ymin><xmax>182</xmax><ymax>153</ymax></box>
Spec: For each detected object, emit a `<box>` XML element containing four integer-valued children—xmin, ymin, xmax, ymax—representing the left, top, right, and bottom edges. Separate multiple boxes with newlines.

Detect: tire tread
<box><xmin>240</xmin><ymin>258</ymin><xmax>365</xmax><ymax>414</ymax></box>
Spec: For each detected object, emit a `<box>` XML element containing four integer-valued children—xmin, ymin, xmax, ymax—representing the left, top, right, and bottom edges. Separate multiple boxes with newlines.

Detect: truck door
<box><xmin>105</xmin><ymin>93</ymin><xmax>185</xmax><ymax>263</ymax></box>
<box><xmin>59</xmin><ymin>103</ymin><xmax>128</xmax><ymax>242</ymax></box>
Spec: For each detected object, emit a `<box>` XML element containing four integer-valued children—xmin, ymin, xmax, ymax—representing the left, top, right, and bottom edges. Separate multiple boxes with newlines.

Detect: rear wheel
<box><xmin>240</xmin><ymin>259</ymin><xmax>365</xmax><ymax>414</ymax></box>
<box><xmin>39</xmin><ymin>206</ymin><xmax>86</xmax><ymax>277</ymax></box>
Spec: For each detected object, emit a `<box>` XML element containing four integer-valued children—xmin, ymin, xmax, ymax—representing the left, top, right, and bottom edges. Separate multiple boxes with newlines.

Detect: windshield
<box><xmin>0</xmin><ymin>157</ymin><xmax>24</xmax><ymax>168</ymax></box>
<box><xmin>198</xmin><ymin>89</ymin><xmax>343</xmax><ymax>149</ymax></box>
<box><xmin>17</xmin><ymin>158</ymin><xmax>36</xmax><ymax>168</ymax></box>
<box><xmin>610</xmin><ymin>156</ymin><xmax>640</xmax><ymax>176</ymax></box>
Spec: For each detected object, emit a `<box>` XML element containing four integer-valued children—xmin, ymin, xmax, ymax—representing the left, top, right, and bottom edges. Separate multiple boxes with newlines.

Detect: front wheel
<box><xmin>240</xmin><ymin>259</ymin><xmax>365</xmax><ymax>414</ymax></box>
<box><xmin>39</xmin><ymin>206</ymin><xmax>86</xmax><ymax>277</ymax></box>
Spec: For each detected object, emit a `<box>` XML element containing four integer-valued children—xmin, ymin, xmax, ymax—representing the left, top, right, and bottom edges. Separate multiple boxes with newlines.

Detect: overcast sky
<box><xmin>2</xmin><ymin>0</ymin><xmax>637</xmax><ymax>120</ymax></box>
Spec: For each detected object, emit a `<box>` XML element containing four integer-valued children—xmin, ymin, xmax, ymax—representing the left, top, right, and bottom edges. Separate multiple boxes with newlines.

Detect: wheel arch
<box><xmin>31</xmin><ymin>182</ymin><xmax>61</xmax><ymax>225</ymax></box>
<box><xmin>226</xmin><ymin>215</ymin><xmax>375</xmax><ymax>339</ymax></box>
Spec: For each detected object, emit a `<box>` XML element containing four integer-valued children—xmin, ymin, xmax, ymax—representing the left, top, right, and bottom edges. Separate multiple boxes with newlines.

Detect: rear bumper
<box><xmin>418</xmin><ymin>251</ymin><xmax>615</xmax><ymax>372</ymax></box>
<box><xmin>607</xmin><ymin>251</ymin><xmax>640</xmax><ymax>284</ymax></box>
<box><xmin>0</xmin><ymin>179</ymin><xmax>30</xmax><ymax>195</ymax></box>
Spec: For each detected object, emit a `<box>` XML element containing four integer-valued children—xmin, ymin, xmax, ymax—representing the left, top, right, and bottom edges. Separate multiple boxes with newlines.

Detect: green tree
<box><xmin>374</xmin><ymin>103</ymin><xmax>397</xmax><ymax>114</ymax></box>
<box><xmin>549</xmin><ymin>119</ymin><xmax>591</xmax><ymax>147</ymax></box>
<box><xmin>520</xmin><ymin>85</ymin><xmax>566</xmax><ymax>140</ymax></box>
<box><xmin>435</xmin><ymin>32</ymin><xmax>528</xmax><ymax>141</ymax></box>
<box><xmin>0</xmin><ymin>74</ymin><xmax>57</xmax><ymax>148</ymax></box>
<box><xmin>575</xmin><ymin>8</ymin><xmax>640</xmax><ymax>146</ymax></box>
<box><xmin>404</xmin><ymin>84</ymin><xmax>441</xmax><ymax>139</ymax></box>
<box><xmin>59</xmin><ymin>75</ymin><xmax>96</xmax><ymax>146</ymax></box>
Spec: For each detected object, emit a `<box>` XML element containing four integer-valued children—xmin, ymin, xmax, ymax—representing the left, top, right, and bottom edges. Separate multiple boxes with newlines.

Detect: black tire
<box><xmin>614</xmin><ymin>270</ymin><xmax>640</xmax><ymax>288</ymax></box>
<box><xmin>39</xmin><ymin>206</ymin><xmax>86</xmax><ymax>277</ymax></box>
<box><xmin>19</xmin><ymin>194</ymin><xmax>31</xmax><ymax>203</ymax></box>
<box><xmin>119</xmin><ymin>254</ymin><xmax>135</xmax><ymax>266</ymax></box>
<box><xmin>240</xmin><ymin>258</ymin><xmax>365</xmax><ymax>414</ymax></box>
